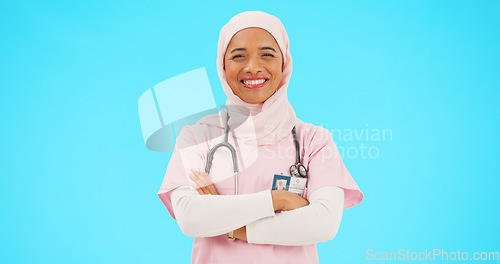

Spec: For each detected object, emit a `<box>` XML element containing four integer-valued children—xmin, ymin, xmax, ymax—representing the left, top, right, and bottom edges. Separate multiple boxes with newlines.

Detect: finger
<box><xmin>189</xmin><ymin>170</ymin><xmax>206</xmax><ymax>188</ymax></box>
<box><xmin>192</xmin><ymin>170</ymin><xmax>216</xmax><ymax>195</ymax></box>
<box><xmin>207</xmin><ymin>183</ymin><xmax>218</xmax><ymax>195</ymax></box>
<box><xmin>194</xmin><ymin>170</ymin><xmax>219</xmax><ymax>195</ymax></box>
<box><xmin>189</xmin><ymin>171</ymin><xmax>207</xmax><ymax>195</ymax></box>
<box><xmin>207</xmin><ymin>182</ymin><xmax>219</xmax><ymax>195</ymax></box>
<box><xmin>190</xmin><ymin>170</ymin><xmax>211</xmax><ymax>195</ymax></box>
<box><xmin>190</xmin><ymin>180</ymin><xmax>206</xmax><ymax>195</ymax></box>
<box><xmin>200</xmin><ymin>173</ymin><xmax>219</xmax><ymax>195</ymax></box>
<box><xmin>189</xmin><ymin>181</ymin><xmax>205</xmax><ymax>195</ymax></box>
<box><xmin>197</xmin><ymin>172</ymin><xmax>217</xmax><ymax>194</ymax></box>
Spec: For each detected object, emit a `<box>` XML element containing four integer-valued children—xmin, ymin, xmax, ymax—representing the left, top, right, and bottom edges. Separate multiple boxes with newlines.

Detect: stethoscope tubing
<box><xmin>205</xmin><ymin>111</ymin><xmax>306</xmax><ymax>195</ymax></box>
<box><xmin>205</xmin><ymin>112</ymin><xmax>239</xmax><ymax>194</ymax></box>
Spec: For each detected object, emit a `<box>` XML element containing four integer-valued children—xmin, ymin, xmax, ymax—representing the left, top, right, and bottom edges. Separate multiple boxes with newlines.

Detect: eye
<box><xmin>263</xmin><ymin>53</ymin><xmax>274</xmax><ymax>57</ymax></box>
<box><xmin>232</xmin><ymin>54</ymin><xmax>244</xmax><ymax>59</ymax></box>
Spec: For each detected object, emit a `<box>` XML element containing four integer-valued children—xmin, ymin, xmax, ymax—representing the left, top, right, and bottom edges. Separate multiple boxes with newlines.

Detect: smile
<box><xmin>240</xmin><ymin>77</ymin><xmax>269</xmax><ymax>89</ymax></box>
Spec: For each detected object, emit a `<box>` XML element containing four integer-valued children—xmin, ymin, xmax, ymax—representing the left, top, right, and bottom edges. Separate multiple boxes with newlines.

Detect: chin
<box><xmin>243</xmin><ymin>91</ymin><xmax>271</xmax><ymax>103</ymax></box>
<box><xmin>240</xmin><ymin>97</ymin><xmax>264</xmax><ymax>104</ymax></box>
<box><xmin>229</xmin><ymin>83</ymin><xmax>277</xmax><ymax>103</ymax></box>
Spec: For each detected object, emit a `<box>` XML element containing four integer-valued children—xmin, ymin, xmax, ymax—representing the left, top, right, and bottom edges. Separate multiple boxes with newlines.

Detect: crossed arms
<box><xmin>170</xmin><ymin>170</ymin><xmax>344</xmax><ymax>246</ymax></box>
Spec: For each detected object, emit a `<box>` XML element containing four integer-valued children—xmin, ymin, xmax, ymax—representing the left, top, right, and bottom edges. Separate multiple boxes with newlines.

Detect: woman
<box><xmin>158</xmin><ymin>11</ymin><xmax>363</xmax><ymax>264</ymax></box>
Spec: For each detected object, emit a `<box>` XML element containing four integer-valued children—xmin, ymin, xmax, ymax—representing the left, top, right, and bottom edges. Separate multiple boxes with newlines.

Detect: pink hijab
<box><xmin>198</xmin><ymin>11</ymin><xmax>296</xmax><ymax>146</ymax></box>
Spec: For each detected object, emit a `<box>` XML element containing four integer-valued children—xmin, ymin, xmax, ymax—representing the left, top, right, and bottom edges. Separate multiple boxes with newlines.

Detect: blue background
<box><xmin>1</xmin><ymin>0</ymin><xmax>498</xmax><ymax>263</ymax></box>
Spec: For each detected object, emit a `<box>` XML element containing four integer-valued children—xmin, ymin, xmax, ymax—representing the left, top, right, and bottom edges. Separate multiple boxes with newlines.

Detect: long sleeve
<box><xmin>246</xmin><ymin>186</ymin><xmax>344</xmax><ymax>246</ymax></box>
<box><xmin>170</xmin><ymin>185</ymin><xmax>276</xmax><ymax>237</ymax></box>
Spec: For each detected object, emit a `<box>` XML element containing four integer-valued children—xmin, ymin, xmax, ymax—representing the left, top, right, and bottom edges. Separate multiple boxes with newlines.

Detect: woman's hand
<box><xmin>189</xmin><ymin>169</ymin><xmax>219</xmax><ymax>195</ymax></box>
<box><xmin>189</xmin><ymin>170</ymin><xmax>244</xmax><ymax>240</ymax></box>
<box><xmin>271</xmin><ymin>190</ymin><xmax>310</xmax><ymax>212</ymax></box>
<box><xmin>233</xmin><ymin>226</ymin><xmax>247</xmax><ymax>241</ymax></box>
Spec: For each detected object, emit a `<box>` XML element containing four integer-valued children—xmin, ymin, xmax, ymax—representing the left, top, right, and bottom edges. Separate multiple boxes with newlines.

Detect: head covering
<box><xmin>198</xmin><ymin>11</ymin><xmax>296</xmax><ymax>146</ymax></box>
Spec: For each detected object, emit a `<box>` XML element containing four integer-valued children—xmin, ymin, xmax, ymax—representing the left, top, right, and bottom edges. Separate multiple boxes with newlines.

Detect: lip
<box><xmin>240</xmin><ymin>76</ymin><xmax>269</xmax><ymax>89</ymax></box>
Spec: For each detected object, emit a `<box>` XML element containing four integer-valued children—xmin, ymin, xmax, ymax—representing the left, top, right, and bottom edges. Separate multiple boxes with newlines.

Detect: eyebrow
<box><xmin>230</xmin><ymin>46</ymin><xmax>277</xmax><ymax>53</ymax></box>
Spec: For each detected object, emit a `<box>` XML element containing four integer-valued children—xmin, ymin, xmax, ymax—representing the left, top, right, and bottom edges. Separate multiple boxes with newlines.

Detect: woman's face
<box><xmin>224</xmin><ymin>27</ymin><xmax>283</xmax><ymax>104</ymax></box>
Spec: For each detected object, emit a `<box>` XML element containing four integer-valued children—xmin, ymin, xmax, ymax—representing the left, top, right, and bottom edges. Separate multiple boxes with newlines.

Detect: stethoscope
<box><xmin>204</xmin><ymin>112</ymin><xmax>307</xmax><ymax>195</ymax></box>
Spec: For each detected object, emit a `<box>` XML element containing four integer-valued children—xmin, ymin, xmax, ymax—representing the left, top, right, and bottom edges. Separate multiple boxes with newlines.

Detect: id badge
<box><xmin>272</xmin><ymin>174</ymin><xmax>307</xmax><ymax>197</ymax></box>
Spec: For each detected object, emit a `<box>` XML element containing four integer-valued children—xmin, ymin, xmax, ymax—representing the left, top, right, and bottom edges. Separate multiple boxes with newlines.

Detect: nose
<box><xmin>244</xmin><ymin>55</ymin><xmax>263</xmax><ymax>74</ymax></box>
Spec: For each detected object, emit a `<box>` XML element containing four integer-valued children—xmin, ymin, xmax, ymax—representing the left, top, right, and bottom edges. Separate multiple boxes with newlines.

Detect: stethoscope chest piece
<box><xmin>290</xmin><ymin>126</ymin><xmax>308</xmax><ymax>178</ymax></box>
<box><xmin>290</xmin><ymin>164</ymin><xmax>307</xmax><ymax>178</ymax></box>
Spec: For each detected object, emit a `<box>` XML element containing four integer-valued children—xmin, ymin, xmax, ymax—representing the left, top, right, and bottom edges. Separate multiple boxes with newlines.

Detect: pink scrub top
<box><xmin>158</xmin><ymin>118</ymin><xmax>364</xmax><ymax>264</ymax></box>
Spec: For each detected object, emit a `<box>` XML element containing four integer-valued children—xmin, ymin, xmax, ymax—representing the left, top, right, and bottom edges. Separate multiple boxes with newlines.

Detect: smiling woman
<box><xmin>157</xmin><ymin>10</ymin><xmax>363</xmax><ymax>264</ymax></box>
<box><xmin>224</xmin><ymin>27</ymin><xmax>283</xmax><ymax>104</ymax></box>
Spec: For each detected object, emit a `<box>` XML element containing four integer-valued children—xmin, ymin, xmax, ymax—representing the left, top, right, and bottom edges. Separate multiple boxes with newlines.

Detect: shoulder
<box><xmin>293</xmin><ymin>119</ymin><xmax>346</xmax><ymax>170</ymax></box>
<box><xmin>294</xmin><ymin>118</ymin><xmax>339</xmax><ymax>160</ymax></box>
<box><xmin>175</xmin><ymin>113</ymin><xmax>223</xmax><ymax>149</ymax></box>
<box><xmin>295</xmin><ymin>118</ymin><xmax>334</xmax><ymax>146</ymax></box>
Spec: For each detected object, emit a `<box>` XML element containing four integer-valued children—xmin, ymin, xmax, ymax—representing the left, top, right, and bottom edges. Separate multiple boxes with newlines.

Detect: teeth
<box><xmin>243</xmin><ymin>79</ymin><xmax>266</xmax><ymax>85</ymax></box>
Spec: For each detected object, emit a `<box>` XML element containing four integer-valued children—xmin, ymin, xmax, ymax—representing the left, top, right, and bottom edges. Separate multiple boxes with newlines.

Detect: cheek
<box><xmin>224</xmin><ymin>63</ymin><xmax>239</xmax><ymax>82</ymax></box>
<box><xmin>271</xmin><ymin>67</ymin><xmax>282</xmax><ymax>82</ymax></box>
<box><xmin>268</xmin><ymin>62</ymin><xmax>282</xmax><ymax>77</ymax></box>
<box><xmin>225</xmin><ymin>70</ymin><xmax>237</xmax><ymax>82</ymax></box>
